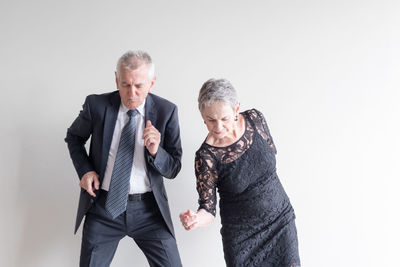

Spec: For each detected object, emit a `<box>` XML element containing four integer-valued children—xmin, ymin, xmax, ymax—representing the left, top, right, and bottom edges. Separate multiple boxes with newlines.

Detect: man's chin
<box><xmin>124</xmin><ymin>101</ymin><xmax>140</xmax><ymax>110</ymax></box>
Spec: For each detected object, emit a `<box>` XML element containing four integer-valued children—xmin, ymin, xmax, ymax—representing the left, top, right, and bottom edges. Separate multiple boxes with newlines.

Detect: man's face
<box><xmin>116</xmin><ymin>64</ymin><xmax>155</xmax><ymax>110</ymax></box>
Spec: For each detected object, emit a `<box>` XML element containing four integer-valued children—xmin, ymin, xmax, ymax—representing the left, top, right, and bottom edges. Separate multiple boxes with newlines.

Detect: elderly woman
<box><xmin>180</xmin><ymin>78</ymin><xmax>300</xmax><ymax>267</ymax></box>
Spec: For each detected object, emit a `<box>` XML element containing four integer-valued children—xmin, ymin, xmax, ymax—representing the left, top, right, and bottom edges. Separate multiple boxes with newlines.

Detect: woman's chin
<box><xmin>212</xmin><ymin>132</ymin><xmax>225</xmax><ymax>139</ymax></box>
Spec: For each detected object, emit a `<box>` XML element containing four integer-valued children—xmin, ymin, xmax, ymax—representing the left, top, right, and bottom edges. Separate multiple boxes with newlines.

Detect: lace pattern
<box><xmin>248</xmin><ymin>109</ymin><xmax>277</xmax><ymax>154</ymax></box>
<box><xmin>195</xmin><ymin>148</ymin><xmax>218</xmax><ymax>216</ymax></box>
<box><xmin>194</xmin><ymin>109</ymin><xmax>300</xmax><ymax>266</ymax></box>
<box><xmin>195</xmin><ymin>109</ymin><xmax>275</xmax><ymax>215</ymax></box>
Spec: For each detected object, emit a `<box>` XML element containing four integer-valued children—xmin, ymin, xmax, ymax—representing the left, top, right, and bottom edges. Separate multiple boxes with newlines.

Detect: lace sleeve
<box><xmin>195</xmin><ymin>148</ymin><xmax>218</xmax><ymax>217</ymax></box>
<box><xmin>250</xmin><ymin>109</ymin><xmax>277</xmax><ymax>154</ymax></box>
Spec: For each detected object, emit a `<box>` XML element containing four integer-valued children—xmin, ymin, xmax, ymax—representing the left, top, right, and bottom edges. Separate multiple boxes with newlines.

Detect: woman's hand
<box><xmin>179</xmin><ymin>209</ymin><xmax>215</xmax><ymax>230</ymax></box>
<box><xmin>180</xmin><ymin>209</ymin><xmax>198</xmax><ymax>230</ymax></box>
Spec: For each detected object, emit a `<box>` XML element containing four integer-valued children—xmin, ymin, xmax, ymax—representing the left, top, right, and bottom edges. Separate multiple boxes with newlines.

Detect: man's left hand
<box><xmin>143</xmin><ymin>120</ymin><xmax>160</xmax><ymax>157</ymax></box>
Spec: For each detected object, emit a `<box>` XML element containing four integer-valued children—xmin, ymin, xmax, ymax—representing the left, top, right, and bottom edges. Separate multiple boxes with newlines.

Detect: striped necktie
<box><xmin>105</xmin><ymin>109</ymin><xmax>138</xmax><ymax>219</ymax></box>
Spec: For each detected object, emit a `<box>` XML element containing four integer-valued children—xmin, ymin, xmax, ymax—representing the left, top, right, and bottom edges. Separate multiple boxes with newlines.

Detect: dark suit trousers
<box><xmin>80</xmin><ymin>190</ymin><xmax>182</xmax><ymax>267</ymax></box>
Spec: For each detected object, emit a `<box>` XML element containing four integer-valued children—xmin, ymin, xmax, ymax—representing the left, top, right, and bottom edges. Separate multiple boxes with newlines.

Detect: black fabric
<box><xmin>195</xmin><ymin>109</ymin><xmax>300</xmax><ymax>267</ymax></box>
<box><xmin>80</xmin><ymin>191</ymin><xmax>182</xmax><ymax>267</ymax></box>
<box><xmin>100</xmin><ymin>189</ymin><xmax>154</xmax><ymax>202</ymax></box>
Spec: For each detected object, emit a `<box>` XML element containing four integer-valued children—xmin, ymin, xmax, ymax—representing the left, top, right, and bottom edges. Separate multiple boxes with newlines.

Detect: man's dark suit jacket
<box><xmin>65</xmin><ymin>91</ymin><xmax>182</xmax><ymax>235</ymax></box>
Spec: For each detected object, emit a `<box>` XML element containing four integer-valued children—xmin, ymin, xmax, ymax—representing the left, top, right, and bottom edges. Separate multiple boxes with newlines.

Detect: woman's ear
<box><xmin>235</xmin><ymin>102</ymin><xmax>240</xmax><ymax>114</ymax></box>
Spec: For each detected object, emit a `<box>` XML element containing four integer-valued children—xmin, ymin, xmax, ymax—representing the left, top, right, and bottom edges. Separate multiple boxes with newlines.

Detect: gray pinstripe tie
<box><xmin>105</xmin><ymin>109</ymin><xmax>138</xmax><ymax>219</ymax></box>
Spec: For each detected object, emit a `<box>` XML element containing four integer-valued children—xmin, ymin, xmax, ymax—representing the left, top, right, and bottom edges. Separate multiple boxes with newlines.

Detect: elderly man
<box><xmin>65</xmin><ymin>50</ymin><xmax>182</xmax><ymax>266</ymax></box>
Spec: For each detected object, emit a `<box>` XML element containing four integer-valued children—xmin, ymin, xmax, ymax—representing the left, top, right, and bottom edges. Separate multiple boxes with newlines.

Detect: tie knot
<box><xmin>127</xmin><ymin>109</ymin><xmax>138</xmax><ymax>117</ymax></box>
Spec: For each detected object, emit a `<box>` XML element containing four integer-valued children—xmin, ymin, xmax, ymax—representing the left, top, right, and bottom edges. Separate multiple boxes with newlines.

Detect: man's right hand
<box><xmin>80</xmin><ymin>171</ymin><xmax>100</xmax><ymax>197</ymax></box>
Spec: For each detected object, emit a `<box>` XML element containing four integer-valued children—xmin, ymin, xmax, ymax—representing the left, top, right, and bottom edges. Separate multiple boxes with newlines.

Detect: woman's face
<box><xmin>201</xmin><ymin>101</ymin><xmax>239</xmax><ymax>140</ymax></box>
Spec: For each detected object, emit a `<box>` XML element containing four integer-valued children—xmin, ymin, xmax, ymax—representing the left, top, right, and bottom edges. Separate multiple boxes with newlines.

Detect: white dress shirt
<box><xmin>101</xmin><ymin>101</ymin><xmax>152</xmax><ymax>194</ymax></box>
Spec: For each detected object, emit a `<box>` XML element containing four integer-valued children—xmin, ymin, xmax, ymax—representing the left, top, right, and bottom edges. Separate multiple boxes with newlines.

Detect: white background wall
<box><xmin>1</xmin><ymin>0</ymin><xmax>399</xmax><ymax>266</ymax></box>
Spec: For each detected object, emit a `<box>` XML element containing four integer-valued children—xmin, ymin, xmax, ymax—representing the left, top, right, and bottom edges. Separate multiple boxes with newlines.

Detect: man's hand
<box><xmin>80</xmin><ymin>171</ymin><xmax>100</xmax><ymax>197</ymax></box>
<box><xmin>142</xmin><ymin>120</ymin><xmax>161</xmax><ymax>157</ymax></box>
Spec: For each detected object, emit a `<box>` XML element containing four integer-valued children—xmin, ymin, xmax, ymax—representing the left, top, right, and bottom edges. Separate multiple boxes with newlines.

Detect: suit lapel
<box><xmin>144</xmin><ymin>93</ymin><xmax>157</xmax><ymax>126</ymax></box>
<box><xmin>144</xmin><ymin>94</ymin><xmax>158</xmax><ymax>183</ymax></box>
<box><xmin>100</xmin><ymin>91</ymin><xmax>120</xmax><ymax>179</ymax></box>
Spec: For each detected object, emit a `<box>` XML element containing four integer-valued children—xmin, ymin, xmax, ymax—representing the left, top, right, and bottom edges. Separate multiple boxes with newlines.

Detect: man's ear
<box><xmin>148</xmin><ymin>76</ymin><xmax>157</xmax><ymax>92</ymax></box>
<box><xmin>115</xmin><ymin>71</ymin><xmax>119</xmax><ymax>89</ymax></box>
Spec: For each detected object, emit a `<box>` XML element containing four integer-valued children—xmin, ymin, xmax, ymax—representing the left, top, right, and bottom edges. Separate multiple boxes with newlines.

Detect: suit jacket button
<box><xmin>90</xmin><ymin>199</ymin><xmax>94</xmax><ymax>203</ymax></box>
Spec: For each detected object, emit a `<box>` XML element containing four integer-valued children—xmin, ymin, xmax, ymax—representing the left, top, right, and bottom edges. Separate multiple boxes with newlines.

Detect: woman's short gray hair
<box><xmin>116</xmin><ymin>50</ymin><xmax>155</xmax><ymax>80</ymax></box>
<box><xmin>198</xmin><ymin>78</ymin><xmax>238</xmax><ymax>111</ymax></box>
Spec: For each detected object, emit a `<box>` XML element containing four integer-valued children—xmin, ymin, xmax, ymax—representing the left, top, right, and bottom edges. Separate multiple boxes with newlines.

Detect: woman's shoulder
<box><xmin>242</xmin><ymin>108</ymin><xmax>265</xmax><ymax>121</ymax></box>
<box><xmin>195</xmin><ymin>142</ymin><xmax>211</xmax><ymax>158</ymax></box>
<box><xmin>195</xmin><ymin>143</ymin><xmax>219</xmax><ymax>171</ymax></box>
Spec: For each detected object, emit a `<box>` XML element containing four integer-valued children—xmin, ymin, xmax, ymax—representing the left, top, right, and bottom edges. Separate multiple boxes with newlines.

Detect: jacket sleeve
<box><xmin>146</xmin><ymin>105</ymin><xmax>182</xmax><ymax>179</ymax></box>
<box><xmin>65</xmin><ymin>96</ymin><xmax>94</xmax><ymax>179</ymax></box>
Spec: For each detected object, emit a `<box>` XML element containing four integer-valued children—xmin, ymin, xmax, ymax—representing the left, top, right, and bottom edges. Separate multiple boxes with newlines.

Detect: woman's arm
<box><xmin>179</xmin><ymin>149</ymin><xmax>218</xmax><ymax>230</ymax></box>
<box><xmin>179</xmin><ymin>208</ymin><xmax>214</xmax><ymax>230</ymax></box>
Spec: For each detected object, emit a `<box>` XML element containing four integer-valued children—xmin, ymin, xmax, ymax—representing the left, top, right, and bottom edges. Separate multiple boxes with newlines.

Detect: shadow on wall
<box><xmin>14</xmin><ymin>122</ymin><xmax>79</xmax><ymax>267</ymax></box>
<box><xmin>13</xmin><ymin>113</ymin><xmax>149</xmax><ymax>267</ymax></box>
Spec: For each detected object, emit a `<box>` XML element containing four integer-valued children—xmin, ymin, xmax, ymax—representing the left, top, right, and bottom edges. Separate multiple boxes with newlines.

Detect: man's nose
<box><xmin>127</xmin><ymin>87</ymin><xmax>135</xmax><ymax>96</ymax></box>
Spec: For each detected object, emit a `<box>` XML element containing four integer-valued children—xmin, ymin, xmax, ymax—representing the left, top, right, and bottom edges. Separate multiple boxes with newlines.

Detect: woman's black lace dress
<box><xmin>196</xmin><ymin>109</ymin><xmax>300</xmax><ymax>267</ymax></box>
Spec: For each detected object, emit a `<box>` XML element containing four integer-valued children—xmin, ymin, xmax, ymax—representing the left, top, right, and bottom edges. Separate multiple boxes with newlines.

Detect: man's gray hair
<box><xmin>116</xmin><ymin>50</ymin><xmax>155</xmax><ymax>80</ymax></box>
<box><xmin>198</xmin><ymin>78</ymin><xmax>238</xmax><ymax>111</ymax></box>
